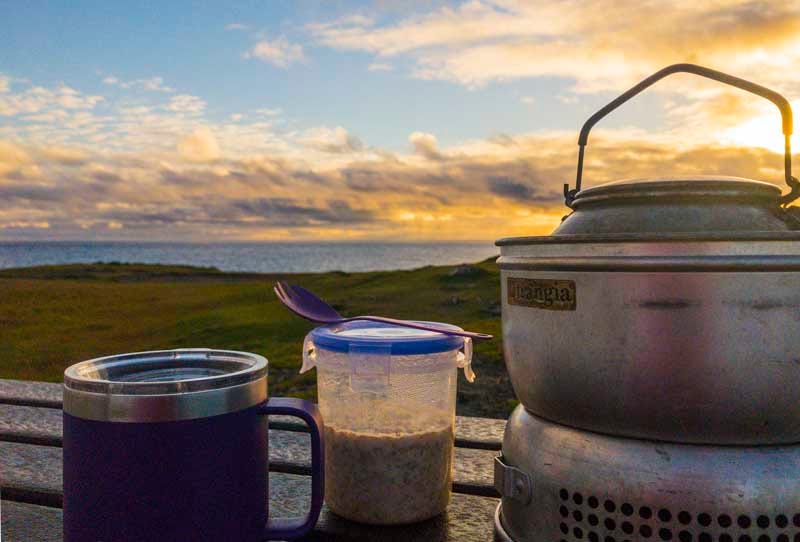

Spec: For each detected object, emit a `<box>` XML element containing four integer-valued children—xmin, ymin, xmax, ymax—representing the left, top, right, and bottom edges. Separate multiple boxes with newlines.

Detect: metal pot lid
<box><xmin>64</xmin><ymin>348</ymin><xmax>267</xmax><ymax>396</ymax></box>
<box><xmin>63</xmin><ymin>349</ymin><xmax>269</xmax><ymax>422</ymax></box>
<box><xmin>536</xmin><ymin>64</ymin><xmax>800</xmax><ymax>239</ymax></box>
<box><xmin>570</xmin><ymin>176</ymin><xmax>781</xmax><ymax>208</ymax></box>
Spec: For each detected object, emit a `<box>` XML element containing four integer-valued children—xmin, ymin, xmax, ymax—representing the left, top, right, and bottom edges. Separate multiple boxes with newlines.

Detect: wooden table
<box><xmin>0</xmin><ymin>379</ymin><xmax>505</xmax><ymax>541</ymax></box>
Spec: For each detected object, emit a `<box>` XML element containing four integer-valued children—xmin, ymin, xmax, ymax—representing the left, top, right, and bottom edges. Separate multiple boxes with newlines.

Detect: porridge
<box><xmin>324</xmin><ymin>423</ymin><xmax>455</xmax><ymax>525</ymax></box>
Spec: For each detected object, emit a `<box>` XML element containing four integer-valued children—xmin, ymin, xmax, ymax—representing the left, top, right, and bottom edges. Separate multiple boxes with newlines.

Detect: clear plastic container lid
<box><xmin>301</xmin><ymin>321</ymin><xmax>475</xmax><ymax>382</ymax></box>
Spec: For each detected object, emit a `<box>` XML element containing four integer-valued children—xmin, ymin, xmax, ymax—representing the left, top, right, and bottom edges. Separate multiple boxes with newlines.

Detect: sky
<box><xmin>1</xmin><ymin>0</ymin><xmax>800</xmax><ymax>241</ymax></box>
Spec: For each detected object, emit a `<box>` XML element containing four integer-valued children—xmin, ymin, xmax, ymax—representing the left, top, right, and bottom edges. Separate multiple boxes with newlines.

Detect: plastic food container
<box><xmin>300</xmin><ymin>321</ymin><xmax>475</xmax><ymax>525</ymax></box>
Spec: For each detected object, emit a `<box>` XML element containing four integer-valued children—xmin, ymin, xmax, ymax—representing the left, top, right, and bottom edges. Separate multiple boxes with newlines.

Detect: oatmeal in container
<box><xmin>300</xmin><ymin>321</ymin><xmax>475</xmax><ymax>525</ymax></box>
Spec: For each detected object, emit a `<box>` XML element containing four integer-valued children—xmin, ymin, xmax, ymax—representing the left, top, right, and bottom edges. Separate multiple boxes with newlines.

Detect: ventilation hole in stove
<box><xmin>640</xmin><ymin>507</ymin><xmax>653</xmax><ymax>520</ymax></box>
<box><xmin>778</xmin><ymin>535</ymin><xmax>789</xmax><ymax>542</ymax></box>
<box><xmin>604</xmin><ymin>537</ymin><xmax>615</xmax><ymax>542</ymax></box>
<box><xmin>795</xmin><ymin>534</ymin><xmax>800</xmax><ymax>542</ymax></box>
<box><xmin>678</xmin><ymin>530</ymin><xmax>692</xmax><ymax>542</ymax></box>
<box><xmin>588</xmin><ymin>532</ymin><xmax>599</xmax><ymax>542</ymax></box>
<box><xmin>574</xmin><ymin>526</ymin><xmax>584</xmax><ymax>539</ymax></box>
<box><xmin>698</xmin><ymin>533</ymin><xmax>712</xmax><ymax>542</ymax></box>
<box><xmin>588</xmin><ymin>496</ymin><xmax>599</xmax><ymax>509</ymax></box>
<box><xmin>793</xmin><ymin>514</ymin><xmax>800</xmax><ymax>528</ymax></box>
<box><xmin>659</xmin><ymin>509</ymin><xmax>673</xmax><ymax>522</ymax></box>
<box><xmin>588</xmin><ymin>514</ymin><xmax>599</xmax><ymax>527</ymax></box>
<box><xmin>698</xmin><ymin>513</ymin><xmax>712</xmax><ymax>527</ymax></box>
<box><xmin>719</xmin><ymin>515</ymin><xmax>733</xmax><ymax>528</ymax></box>
<box><xmin>720</xmin><ymin>535</ymin><xmax>733</xmax><ymax>542</ymax></box>
<box><xmin>739</xmin><ymin>535</ymin><xmax>752</xmax><ymax>542</ymax></box>
<box><xmin>758</xmin><ymin>516</ymin><xmax>771</xmax><ymax>529</ymax></box>
<box><xmin>640</xmin><ymin>525</ymin><xmax>653</xmax><ymax>538</ymax></box>
<box><xmin>560</xmin><ymin>488</ymin><xmax>569</xmax><ymax>501</ymax></box>
<box><xmin>678</xmin><ymin>512</ymin><xmax>692</xmax><ymax>525</ymax></box>
<box><xmin>621</xmin><ymin>503</ymin><xmax>634</xmax><ymax>516</ymax></box>
<box><xmin>776</xmin><ymin>515</ymin><xmax>789</xmax><ymax>529</ymax></box>
<box><xmin>573</xmin><ymin>510</ymin><xmax>583</xmax><ymax>522</ymax></box>
<box><xmin>757</xmin><ymin>535</ymin><xmax>770</xmax><ymax>542</ymax></box>
<box><xmin>560</xmin><ymin>522</ymin><xmax>569</xmax><ymax>534</ymax></box>
<box><xmin>621</xmin><ymin>521</ymin><xmax>634</xmax><ymax>535</ymax></box>
<box><xmin>605</xmin><ymin>500</ymin><xmax>616</xmax><ymax>513</ymax></box>
<box><xmin>660</xmin><ymin>528</ymin><xmax>674</xmax><ymax>540</ymax></box>
<box><xmin>605</xmin><ymin>518</ymin><xmax>616</xmax><ymax>531</ymax></box>
<box><xmin>574</xmin><ymin>493</ymin><xmax>584</xmax><ymax>505</ymax></box>
<box><xmin>739</xmin><ymin>515</ymin><xmax>753</xmax><ymax>529</ymax></box>
<box><xmin>560</xmin><ymin>505</ymin><xmax>569</xmax><ymax>517</ymax></box>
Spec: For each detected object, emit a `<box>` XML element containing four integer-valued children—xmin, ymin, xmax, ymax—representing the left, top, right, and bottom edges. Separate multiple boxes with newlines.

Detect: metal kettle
<box><xmin>496</xmin><ymin>64</ymin><xmax>800</xmax><ymax>444</ymax></box>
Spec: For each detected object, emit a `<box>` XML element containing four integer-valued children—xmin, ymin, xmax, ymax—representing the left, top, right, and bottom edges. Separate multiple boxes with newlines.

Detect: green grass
<box><xmin>0</xmin><ymin>258</ymin><xmax>515</xmax><ymax>418</ymax></box>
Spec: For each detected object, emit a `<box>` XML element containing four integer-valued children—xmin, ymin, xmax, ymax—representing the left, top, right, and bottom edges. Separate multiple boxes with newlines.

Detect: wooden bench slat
<box><xmin>2</xmin><ymin>501</ymin><xmax>63</xmax><ymax>542</ymax></box>
<box><xmin>0</xmin><ymin>405</ymin><xmax>499</xmax><ymax>498</ymax></box>
<box><xmin>2</xmin><ymin>477</ymin><xmax>498</xmax><ymax>542</ymax></box>
<box><xmin>0</xmin><ymin>379</ymin><xmax>505</xmax><ymax>450</ymax></box>
<box><xmin>0</xmin><ymin>379</ymin><xmax>62</xmax><ymax>409</ymax></box>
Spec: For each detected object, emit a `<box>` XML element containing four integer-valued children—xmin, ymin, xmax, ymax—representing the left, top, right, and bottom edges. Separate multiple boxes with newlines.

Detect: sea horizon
<box><xmin>0</xmin><ymin>240</ymin><xmax>499</xmax><ymax>274</ymax></box>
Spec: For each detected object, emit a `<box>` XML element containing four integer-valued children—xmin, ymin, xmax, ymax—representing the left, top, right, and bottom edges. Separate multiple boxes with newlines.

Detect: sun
<box><xmin>718</xmin><ymin>100</ymin><xmax>800</xmax><ymax>155</ymax></box>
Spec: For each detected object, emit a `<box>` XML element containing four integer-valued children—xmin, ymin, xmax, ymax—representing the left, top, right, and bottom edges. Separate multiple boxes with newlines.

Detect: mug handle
<box><xmin>258</xmin><ymin>397</ymin><xmax>325</xmax><ymax>540</ymax></box>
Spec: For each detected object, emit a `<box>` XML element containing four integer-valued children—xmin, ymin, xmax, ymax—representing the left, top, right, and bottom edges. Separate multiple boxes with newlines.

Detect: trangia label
<box><xmin>507</xmin><ymin>277</ymin><xmax>576</xmax><ymax>311</ymax></box>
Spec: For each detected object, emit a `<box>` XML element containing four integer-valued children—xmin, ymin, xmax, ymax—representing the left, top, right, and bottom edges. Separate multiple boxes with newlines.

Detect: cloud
<box><xmin>488</xmin><ymin>175</ymin><xmax>559</xmax><ymax>202</ymax></box>
<box><xmin>245</xmin><ymin>37</ymin><xmax>307</xmax><ymax>68</ymax></box>
<box><xmin>368</xmin><ymin>62</ymin><xmax>393</xmax><ymax>72</ymax></box>
<box><xmin>178</xmin><ymin>127</ymin><xmax>220</xmax><ymax>162</ymax></box>
<box><xmin>166</xmin><ymin>94</ymin><xmax>206</xmax><ymax>114</ymax></box>
<box><xmin>0</xmin><ymin>140</ymin><xmax>32</xmax><ymax>175</ymax></box>
<box><xmin>0</xmin><ymin>75</ymin><xmax>11</xmax><ymax>93</ymax></box>
<box><xmin>103</xmin><ymin>75</ymin><xmax>174</xmax><ymax>93</ymax></box>
<box><xmin>409</xmin><ymin>131</ymin><xmax>442</xmax><ymax>160</ymax></box>
<box><xmin>310</xmin><ymin>1</ymin><xmax>800</xmax><ymax>91</ymax></box>
<box><xmin>0</xmin><ymin>125</ymin><xmax>793</xmax><ymax>241</ymax></box>
<box><xmin>298</xmin><ymin>126</ymin><xmax>363</xmax><ymax>154</ymax></box>
<box><xmin>0</xmin><ymin>84</ymin><xmax>104</xmax><ymax>116</ymax></box>
<box><xmin>520</xmin><ymin>96</ymin><xmax>534</xmax><ymax>106</ymax></box>
<box><xmin>225</xmin><ymin>23</ymin><xmax>248</xmax><ymax>31</ymax></box>
<box><xmin>256</xmin><ymin>108</ymin><xmax>282</xmax><ymax>117</ymax></box>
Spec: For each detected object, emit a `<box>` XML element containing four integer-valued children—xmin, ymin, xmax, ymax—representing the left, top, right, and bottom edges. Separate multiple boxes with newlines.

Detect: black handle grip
<box><xmin>565</xmin><ymin>63</ymin><xmax>798</xmax><ymax>208</ymax></box>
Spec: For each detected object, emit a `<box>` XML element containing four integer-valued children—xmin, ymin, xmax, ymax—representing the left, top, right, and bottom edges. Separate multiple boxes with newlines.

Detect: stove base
<box><xmin>496</xmin><ymin>405</ymin><xmax>800</xmax><ymax>542</ymax></box>
<box><xmin>494</xmin><ymin>503</ymin><xmax>515</xmax><ymax>542</ymax></box>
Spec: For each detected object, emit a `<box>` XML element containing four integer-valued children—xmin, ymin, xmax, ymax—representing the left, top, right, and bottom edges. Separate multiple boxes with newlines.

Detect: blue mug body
<box><xmin>62</xmin><ymin>349</ymin><xmax>323</xmax><ymax>542</ymax></box>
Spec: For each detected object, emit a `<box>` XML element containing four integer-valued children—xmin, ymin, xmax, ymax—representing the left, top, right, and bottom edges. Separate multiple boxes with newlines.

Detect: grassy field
<box><xmin>0</xmin><ymin>258</ymin><xmax>517</xmax><ymax>418</ymax></box>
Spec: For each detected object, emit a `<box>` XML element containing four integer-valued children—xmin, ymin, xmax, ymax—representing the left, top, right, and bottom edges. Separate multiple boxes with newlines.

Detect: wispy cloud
<box><xmin>310</xmin><ymin>1</ymin><xmax>800</xmax><ymax>92</ymax></box>
<box><xmin>225</xmin><ymin>23</ymin><xmax>248</xmax><ymax>31</ymax></box>
<box><xmin>0</xmin><ymin>84</ymin><xmax>104</xmax><ymax>116</ymax></box>
<box><xmin>165</xmin><ymin>94</ymin><xmax>206</xmax><ymax>115</ymax></box>
<box><xmin>245</xmin><ymin>36</ymin><xmax>307</xmax><ymax>68</ymax></box>
<box><xmin>368</xmin><ymin>62</ymin><xmax>393</xmax><ymax>72</ymax></box>
<box><xmin>298</xmin><ymin>126</ymin><xmax>363</xmax><ymax>154</ymax></box>
<box><xmin>103</xmin><ymin>75</ymin><xmax>175</xmax><ymax>93</ymax></box>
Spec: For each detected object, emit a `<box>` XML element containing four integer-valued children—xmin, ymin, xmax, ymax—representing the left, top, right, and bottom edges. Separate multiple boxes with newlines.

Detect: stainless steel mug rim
<box><xmin>63</xmin><ymin>349</ymin><xmax>268</xmax><ymax>422</ymax></box>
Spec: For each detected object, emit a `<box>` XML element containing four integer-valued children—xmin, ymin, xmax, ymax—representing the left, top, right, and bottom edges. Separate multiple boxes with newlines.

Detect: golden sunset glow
<box><xmin>2</xmin><ymin>1</ymin><xmax>800</xmax><ymax>241</ymax></box>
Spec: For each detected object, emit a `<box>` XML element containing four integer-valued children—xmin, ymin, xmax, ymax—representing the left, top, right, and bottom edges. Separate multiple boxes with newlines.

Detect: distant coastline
<box><xmin>0</xmin><ymin>241</ymin><xmax>498</xmax><ymax>274</ymax></box>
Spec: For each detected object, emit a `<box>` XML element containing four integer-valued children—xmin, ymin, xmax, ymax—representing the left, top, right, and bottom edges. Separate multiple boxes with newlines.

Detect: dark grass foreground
<box><xmin>0</xmin><ymin>258</ymin><xmax>516</xmax><ymax>418</ymax></box>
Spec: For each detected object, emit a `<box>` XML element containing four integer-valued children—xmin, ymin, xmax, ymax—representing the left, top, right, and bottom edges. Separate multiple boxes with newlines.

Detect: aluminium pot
<box><xmin>497</xmin><ymin>64</ymin><xmax>800</xmax><ymax>445</ymax></box>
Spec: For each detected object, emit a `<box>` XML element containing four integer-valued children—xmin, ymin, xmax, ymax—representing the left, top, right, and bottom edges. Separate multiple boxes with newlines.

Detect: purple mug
<box><xmin>62</xmin><ymin>349</ymin><xmax>324</xmax><ymax>541</ymax></box>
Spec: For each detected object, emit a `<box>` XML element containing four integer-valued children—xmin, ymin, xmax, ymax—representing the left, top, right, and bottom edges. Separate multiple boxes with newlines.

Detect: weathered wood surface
<box><xmin>2</xmin><ymin>484</ymin><xmax>499</xmax><ymax>542</ymax></box>
<box><xmin>0</xmin><ymin>379</ymin><xmax>61</xmax><ymax>409</ymax></box>
<box><xmin>0</xmin><ymin>404</ymin><xmax>497</xmax><ymax>496</ymax></box>
<box><xmin>0</xmin><ymin>379</ymin><xmax>504</xmax><ymax>540</ymax></box>
<box><xmin>2</xmin><ymin>501</ymin><xmax>63</xmax><ymax>542</ymax></box>
<box><xmin>0</xmin><ymin>379</ymin><xmax>505</xmax><ymax>450</ymax></box>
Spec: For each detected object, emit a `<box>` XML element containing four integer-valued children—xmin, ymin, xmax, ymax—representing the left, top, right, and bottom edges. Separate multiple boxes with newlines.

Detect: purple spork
<box><xmin>273</xmin><ymin>281</ymin><xmax>492</xmax><ymax>340</ymax></box>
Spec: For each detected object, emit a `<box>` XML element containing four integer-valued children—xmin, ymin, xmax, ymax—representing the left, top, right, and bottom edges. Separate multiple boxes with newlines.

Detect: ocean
<box><xmin>0</xmin><ymin>241</ymin><xmax>499</xmax><ymax>273</ymax></box>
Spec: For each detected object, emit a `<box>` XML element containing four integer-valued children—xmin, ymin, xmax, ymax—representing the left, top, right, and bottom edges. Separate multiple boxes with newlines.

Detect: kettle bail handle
<box><xmin>565</xmin><ymin>63</ymin><xmax>798</xmax><ymax>208</ymax></box>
